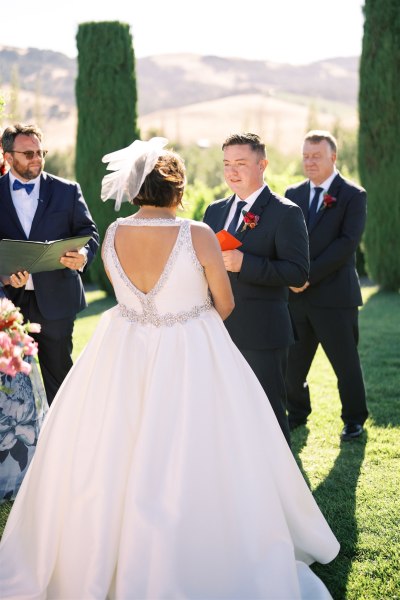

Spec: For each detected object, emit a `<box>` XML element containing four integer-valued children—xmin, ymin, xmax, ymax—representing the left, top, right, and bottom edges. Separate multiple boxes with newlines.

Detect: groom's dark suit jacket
<box><xmin>203</xmin><ymin>184</ymin><xmax>309</xmax><ymax>350</ymax></box>
<box><xmin>0</xmin><ymin>171</ymin><xmax>99</xmax><ymax>319</ymax></box>
<box><xmin>285</xmin><ymin>172</ymin><xmax>366</xmax><ymax>308</ymax></box>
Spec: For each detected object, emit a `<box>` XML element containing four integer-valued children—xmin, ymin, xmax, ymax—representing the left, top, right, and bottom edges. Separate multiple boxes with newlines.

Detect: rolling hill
<box><xmin>0</xmin><ymin>47</ymin><xmax>359</xmax><ymax>154</ymax></box>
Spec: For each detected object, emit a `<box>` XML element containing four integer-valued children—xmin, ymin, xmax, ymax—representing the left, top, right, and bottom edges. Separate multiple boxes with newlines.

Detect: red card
<box><xmin>216</xmin><ymin>230</ymin><xmax>243</xmax><ymax>251</ymax></box>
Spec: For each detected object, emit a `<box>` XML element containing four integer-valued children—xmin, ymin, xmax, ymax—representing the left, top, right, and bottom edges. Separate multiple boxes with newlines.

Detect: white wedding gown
<box><xmin>0</xmin><ymin>217</ymin><xmax>339</xmax><ymax>600</ymax></box>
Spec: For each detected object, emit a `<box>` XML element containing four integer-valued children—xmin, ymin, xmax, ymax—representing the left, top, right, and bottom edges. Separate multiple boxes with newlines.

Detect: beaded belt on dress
<box><xmin>118</xmin><ymin>296</ymin><xmax>213</xmax><ymax>327</ymax></box>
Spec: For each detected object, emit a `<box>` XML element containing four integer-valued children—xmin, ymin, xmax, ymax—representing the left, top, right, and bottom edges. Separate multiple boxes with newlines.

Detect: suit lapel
<box><xmin>327</xmin><ymin>173</ymin><xmax>342</xmax><ymax>197</ymax></box>
<box><xmin>213</xmin><ymin>195</ymin><xmax>235</xmax><ymax>233</ymax></box>
<box><xmin>308</xmin><ymin>173</ymin><xmax>342</xmax><ymax>234</ymax></box>
<box><xmin>235</xmin><ymin>185</ymin><xmax>273</xmax><ymax>243</ymax></box>
<box><xmin>29</xmin><ymin>173</ymin><xmax>51</xmax><ymax>238</ymax></box>
<box><xmin>297</xmin><ymin>181</ymin><xmax>311</xmax><ymax>222</ymax></box>
<box><xmin>0</xmin><ymin>173</ymin><xmax>27</xmax><ymax>238</ymax></box>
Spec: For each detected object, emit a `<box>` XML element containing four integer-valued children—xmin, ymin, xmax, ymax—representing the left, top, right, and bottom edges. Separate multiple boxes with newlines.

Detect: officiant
<box><xmin>0</xmin><ymin>123</ymin><xmax>99</xmax><ymax>404</ymax></box>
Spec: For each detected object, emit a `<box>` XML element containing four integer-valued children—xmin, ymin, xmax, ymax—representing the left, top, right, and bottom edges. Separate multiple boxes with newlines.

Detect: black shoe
<box><xmin>288</xmin><ymin>418</ymin><xmax>307</xmax><ymax>431</ymax></box>
<box><xmin>341</xmin><ymin>423</ymin><xmax>364</xmax><ymax>441</ymax></box>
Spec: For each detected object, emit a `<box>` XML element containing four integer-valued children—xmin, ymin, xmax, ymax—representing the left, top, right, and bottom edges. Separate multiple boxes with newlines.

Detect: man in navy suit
<box><xmin>285</xmin><ymin>130</ymin><xmax>368</xmax><ymax>441</ymax></box>
<box><xmin>0</xmin><ymin>123</ymin><xmax>99</xmax><ymax>404</ymax></box>
<box><xmin>203</xmin><ymin>133</ymin><xmax>309</xmax><ymax>446</ymax></box>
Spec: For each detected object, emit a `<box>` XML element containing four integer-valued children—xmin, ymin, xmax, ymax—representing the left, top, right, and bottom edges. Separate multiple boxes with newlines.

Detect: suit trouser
<box><xmin>19</xmin><ymin>291</ymin><xmax>75</xmax><ymax>406</ymax></box>
<box><xmin>286</xmin><ymin>299</ymin><xmax>368</xmax><ymax>425</ymax></box>
<box><xmin>239</xmin><ymin>346</ymin><xmax>291</xmax><ymax>447</ymax></box>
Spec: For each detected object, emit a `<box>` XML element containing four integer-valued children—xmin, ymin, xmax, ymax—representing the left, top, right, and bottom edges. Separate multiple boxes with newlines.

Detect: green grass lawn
<box><xmin>1</xmin><ymin>284</ymin><xmax>399</xmax><ymax>599</ymax></box>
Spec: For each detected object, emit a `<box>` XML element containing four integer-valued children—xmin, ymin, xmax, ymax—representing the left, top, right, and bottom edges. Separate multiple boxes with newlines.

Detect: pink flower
<box><xmin>0</xmin><ymin>298</ymin><xmax>23</xmax><ymax>331</ymax></box>
<box><xmin>0</xmin><ymin>331</ymin><xmax>13</xmax><ymax>354</ymax></box>
<box><xmin>0</xmin><ymin>300</ymin><xmax>39</xmax><ymax>380</ymax></box>
<box><xmin>26</xmin><ymin>322</ymin><xmax>41</xmax><ymax>333</ymax></box>
<box><xmin>0</xmin><ymin>355</ymin><xmax>31</xmax><ymax>377</ymax></box>
<box><xmin>23</xmin><ymin>336</ymin><xmax>39</xmax><ymax>357</ymax></box>
<box><xmin>0</xmin><ymin>357</ymin><xmax>13</xmax><ymax>374</ymax></box>
<box><xmin>17</xmin><ymin>358</ymin><xmax>32</xmax><ymax>376</ymax></box>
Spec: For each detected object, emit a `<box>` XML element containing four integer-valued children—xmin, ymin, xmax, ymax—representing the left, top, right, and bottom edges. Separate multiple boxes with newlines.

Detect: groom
<box><xmin>203</xmin><ymin>133</ymin><xmax>309</xmax><ymax>445</ymax></box>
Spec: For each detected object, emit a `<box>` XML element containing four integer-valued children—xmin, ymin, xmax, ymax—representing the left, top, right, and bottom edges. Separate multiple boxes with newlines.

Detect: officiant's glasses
<box><xmin>10</xmin><ymin>150</ymin><xmax>48</xmax><ymax>159</ymax></box>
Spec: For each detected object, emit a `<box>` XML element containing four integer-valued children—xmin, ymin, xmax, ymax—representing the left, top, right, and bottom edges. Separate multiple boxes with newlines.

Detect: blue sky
<box><xmin>2</xmin><ymin>0</ymin><xmax>364</xmax><ymax>64</ymax></box>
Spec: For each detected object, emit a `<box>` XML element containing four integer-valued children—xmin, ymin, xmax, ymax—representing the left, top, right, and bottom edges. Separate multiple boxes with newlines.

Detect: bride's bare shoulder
<box><xmin>189</xmin><ymin>220</ymin><xmax>215</xmax><ymax>235</ymax></box>
<box><xmin>189</xmin><ymin>220</ymin><xmax>220</xmax><ymax>253</ymax></box>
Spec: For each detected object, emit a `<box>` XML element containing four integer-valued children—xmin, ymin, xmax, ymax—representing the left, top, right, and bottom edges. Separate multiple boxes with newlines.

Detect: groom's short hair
<box><xmin>222</xmin><ymin>133</ymin><xmax>267</xmax><ymax>159</ymax></box>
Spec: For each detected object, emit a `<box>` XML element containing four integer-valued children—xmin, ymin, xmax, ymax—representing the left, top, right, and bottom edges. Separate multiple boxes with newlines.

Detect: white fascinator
<box><xmin>101</xmin><ymin>137</ymin><xmax>169</xmax><ymax>210</ymax></box>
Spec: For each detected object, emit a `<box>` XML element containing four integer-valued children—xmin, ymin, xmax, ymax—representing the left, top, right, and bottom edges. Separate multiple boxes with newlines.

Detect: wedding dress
<box><xmin>0</xmin><ymin>217</ymin><xmax>339</xmax><ymax>599</ymax></box>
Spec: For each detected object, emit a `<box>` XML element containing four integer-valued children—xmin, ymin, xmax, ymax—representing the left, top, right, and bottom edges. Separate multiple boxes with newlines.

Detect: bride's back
<box><xmin>103</xmin><ymin>217</ymin><xmax>215</xmax><ymax>329</ymax></box>
<box><xmin>101</xmin><ymin>148</ymin><xmax>234</xmax><ymax>323</ymax></box>
<box><xmin>115</xmin><ymin>224</ymin><xmax>180</xmax><ymax>294</ymax></box>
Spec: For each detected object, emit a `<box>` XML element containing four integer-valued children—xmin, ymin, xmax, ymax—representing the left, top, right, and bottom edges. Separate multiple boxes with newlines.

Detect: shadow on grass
<box><xmin>290</xmin><ymin>286</ymin><xmax>398</xmax><ymax>598</ymax></box>
<box><xmin>292</xmin><ymin>425</ymin><xmax>366</xmax><ymax>598</ymax></box>
<box><xmin>359</xmin><ymin>289</ymin><xmax>400</xmax><ymax>427</ymax></box>
<box><xmin>291</xmin><ymin>425</ymin><xmax>311</xmax><ymax>485</ymax></box>
<box><xmin>311</xmin><ymin>434</ymin><xmax>367</xmax><ymax>600</ymax></box>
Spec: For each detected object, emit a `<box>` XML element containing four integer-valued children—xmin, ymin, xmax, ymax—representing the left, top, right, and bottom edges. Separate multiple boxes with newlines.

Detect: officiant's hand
<box><xmin>222</xmin><ymin>249</ymin><xmax>243</xmax><ymax>272</ymax></box>
<box><xmin>7</xmin><ymin>271</ymin><xmax>29</xmax><ymax>288</ymax></box>
<box><xmin>60</xmin><ymin>251</ymin><xmax>87</xmax><ymax>271</ymax></box>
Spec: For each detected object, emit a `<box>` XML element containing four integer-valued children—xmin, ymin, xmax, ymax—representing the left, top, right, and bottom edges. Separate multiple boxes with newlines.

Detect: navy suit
<box><xmin>0</xmin><ymin>171</ymin><xmax>99</xmax><ymax>403</ymax></box>
<box><xmin>285</xmin><ymin>172</ymin><xmax>368</xmax><ymax>427</ymax></box>
<box><xmin>204</xmin><ymin>185</ymin><xmax>309</xmax><ymax>444</ymax></box>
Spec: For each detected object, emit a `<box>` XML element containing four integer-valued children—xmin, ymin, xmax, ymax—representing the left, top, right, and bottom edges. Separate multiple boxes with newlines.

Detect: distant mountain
<box><xmin>0</xmin><ymin>46</ymin><xmax>76</xmax><ymax>107</ymax></box>
<box><xmin>0</xmin><ymin>46</ymin><xmax>359</xmax><ymax>153</ymax></box>
<box><xmin>137</xmin><ymin>54</ymin><xmax>359</xmax><ymax>114</ymax></box>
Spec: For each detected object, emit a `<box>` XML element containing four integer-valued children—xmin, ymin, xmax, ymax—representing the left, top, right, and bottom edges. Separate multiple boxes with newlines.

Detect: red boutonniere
<box><xmin>322</xmin><ymin>194</ymin><xmax>337</xmax><ymax>209</ymax></box>
<box><xmin>241</xmin><ymin>210</ymin><xmax>260</xmax><ymax>232</ymax></box>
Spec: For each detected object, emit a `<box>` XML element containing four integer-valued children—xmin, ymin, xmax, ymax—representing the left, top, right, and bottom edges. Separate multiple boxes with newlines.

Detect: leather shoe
<box><xmin>289</xmin><ymin>418</ymin><xmax>307</xmax><ymax>431</ymax></box>
<box><xmin>341</xmin><ymin>423</ymin><xmax>364</xmax><ymax>441</ymax></box>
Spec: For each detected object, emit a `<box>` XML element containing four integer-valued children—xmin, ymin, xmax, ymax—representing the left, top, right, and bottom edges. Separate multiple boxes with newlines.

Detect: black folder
<box><xmin>0</xmin><ymin>235</ymin><xmax>92</xmax><ymax>275</ymax></box>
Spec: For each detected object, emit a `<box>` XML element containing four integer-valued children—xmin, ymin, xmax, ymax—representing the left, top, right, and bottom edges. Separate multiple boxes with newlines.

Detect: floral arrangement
<box><xmin>322</xmin><ymin>194</ymin><xmax>337</xmax><ymax>209</ymax></box>
<box><xmin>241</xmin><ymin>210</ymin><xmax>260</xmax><ymax>232</ymax></box>
<box><xmin>0</xmin><ymin>298</ymin><xmax>40</xmax><ymax>382</ymax></box>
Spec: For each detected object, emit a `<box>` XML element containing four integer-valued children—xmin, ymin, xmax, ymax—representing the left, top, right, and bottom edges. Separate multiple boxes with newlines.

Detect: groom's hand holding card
<box><xmin>216</xmin><ymin>230</ymin><xmax>242</xmax><ymax>251</ymax></box>
<box><xmin>216</xmin><ymin>230</ymin><xmax>243</xmax><ymax>272</ymax></box>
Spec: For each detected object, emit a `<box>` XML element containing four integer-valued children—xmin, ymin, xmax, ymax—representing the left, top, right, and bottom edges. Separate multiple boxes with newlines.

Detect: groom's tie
<box><xmin>13</xmin><ymin>179</ymin><xmax>35</xmax><ymax>195</ymax></box>
<box><xmin>308</xmin><ymin>187</ymin><xmax>323</xmax><ymax>228</ymax></box>
<box><xmin>227</xmin><ymin>200</ymin><xmax>246</xmax><ymax>235</ymax></box>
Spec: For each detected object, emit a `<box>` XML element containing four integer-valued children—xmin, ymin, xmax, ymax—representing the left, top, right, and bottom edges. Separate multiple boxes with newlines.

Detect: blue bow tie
<box><xmin>13</xmin><ymin>179</ymin><xmax>35</xmax><ymax>195</ymax></box>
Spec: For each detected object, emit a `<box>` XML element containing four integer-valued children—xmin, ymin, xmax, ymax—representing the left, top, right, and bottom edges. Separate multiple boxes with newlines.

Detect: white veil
<box><xmin>101</xmin><ymin>137</ymin><xmax>169</xmax><ymax>210</ymax></box>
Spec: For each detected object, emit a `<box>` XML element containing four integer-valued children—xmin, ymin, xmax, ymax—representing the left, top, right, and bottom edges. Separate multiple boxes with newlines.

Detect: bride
<box><xmin>0</xmin><ymin>137</ymin><xmax>339</xmax><ymax>599</ymax></box>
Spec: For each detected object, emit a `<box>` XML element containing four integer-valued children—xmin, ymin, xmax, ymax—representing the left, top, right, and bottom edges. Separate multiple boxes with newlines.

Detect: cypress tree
<box><xmin>76</xmin><ymin>21</ymin><xmax>140</xmax><ymax>293</ymax></box>
<box><xmin>358</xmin><ymin>0</ymin><xmax>400</xmax><ymax>290</ymax></box>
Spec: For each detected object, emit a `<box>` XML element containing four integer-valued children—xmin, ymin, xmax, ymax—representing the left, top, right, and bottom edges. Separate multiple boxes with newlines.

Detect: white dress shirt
<box><xmin>224</xmin><ymin>184</ymin><xmax>267</xmax><ymax>232</ymax></box>
<box><xmin>309</xmin><ymin>170</ymin><xmax>337</xmax><ymax>212</ymax></box>
<box><xmin>9</xmin><ymin>173</ymin><xmax>41</xmax><ymax>290</ymax></box>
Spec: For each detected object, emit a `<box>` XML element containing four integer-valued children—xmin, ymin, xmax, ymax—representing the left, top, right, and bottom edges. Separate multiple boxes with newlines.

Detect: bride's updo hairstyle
<box><xmin>101</xmin><ymin>137</ymin><xmax>183</xmax><ymax>211</ymax></box>
<box><xmin>134</xmin><ymin>151</ymin><xmax>186</xmax><ymax>208</ymax></box>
